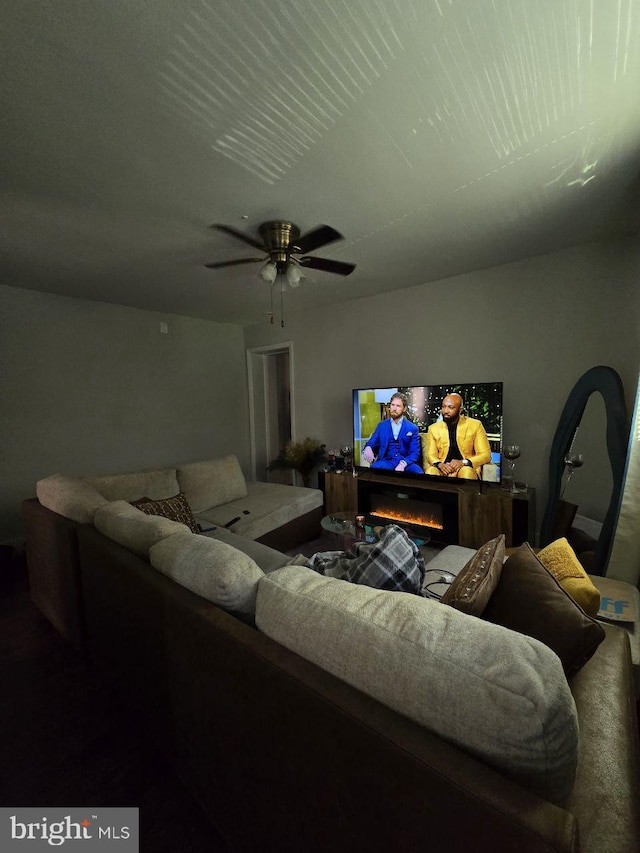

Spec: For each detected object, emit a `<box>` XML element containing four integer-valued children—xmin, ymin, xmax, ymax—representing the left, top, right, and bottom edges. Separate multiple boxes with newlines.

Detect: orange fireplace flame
<box><xmin>369</xmin><ymin>509</ymin><xmax>444</xmax><ymax>531</ymax></box>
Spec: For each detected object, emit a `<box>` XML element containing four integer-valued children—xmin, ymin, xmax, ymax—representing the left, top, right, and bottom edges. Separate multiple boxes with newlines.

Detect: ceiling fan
<box><xmin>204</xmin><ymin>221</ymin><xmax>356</xmax><ymax>286</ymax></box>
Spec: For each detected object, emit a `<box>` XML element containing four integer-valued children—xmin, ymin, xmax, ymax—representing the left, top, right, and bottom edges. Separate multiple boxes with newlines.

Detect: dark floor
<box><xmin>283</xmin><ymin>528</ymin><xmax>344</xmax><ymax>558</ymax></box>
<box><xmin>0</xmin><ymin>547</ymin><xmax>229</xmax><ymax>853</ymax></box>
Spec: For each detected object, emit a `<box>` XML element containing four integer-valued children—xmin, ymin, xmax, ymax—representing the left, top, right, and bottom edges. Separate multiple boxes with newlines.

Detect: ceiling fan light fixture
<box><xmin>259</xmin><ymin>260</ymin><xmax>277</xmax><ymax>284</ymax></box>
<box><xmin>286</xmin><ymin>264</ymin><xmax>304</xmax><ymax>288</ymax></box>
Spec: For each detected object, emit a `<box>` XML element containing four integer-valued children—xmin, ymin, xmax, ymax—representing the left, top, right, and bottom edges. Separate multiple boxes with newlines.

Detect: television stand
<box><xmin>319</xmin><ymin>470</ymin><xmax>534</xmax><ymax>549</ymax></box>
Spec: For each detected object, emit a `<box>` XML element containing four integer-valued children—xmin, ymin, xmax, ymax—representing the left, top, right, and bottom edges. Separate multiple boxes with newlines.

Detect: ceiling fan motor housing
<box><xmin>259</xmin><ymin>221</ymin><xmax>300</xmax><ymax>269</ymax></box>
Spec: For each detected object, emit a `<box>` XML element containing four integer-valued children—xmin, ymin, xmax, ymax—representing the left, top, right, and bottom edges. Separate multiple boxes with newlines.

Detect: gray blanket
<box><xmin>293</xmin><ymin>524</ymin><xmax>426</xmax><ymax>595</ymax></box>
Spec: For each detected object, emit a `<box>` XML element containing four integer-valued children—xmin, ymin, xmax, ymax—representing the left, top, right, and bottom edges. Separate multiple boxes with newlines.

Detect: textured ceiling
<box><xmin>3</xmin><ymin>0</ymin><xmax>640</xmax><ymax>325</ymax></box>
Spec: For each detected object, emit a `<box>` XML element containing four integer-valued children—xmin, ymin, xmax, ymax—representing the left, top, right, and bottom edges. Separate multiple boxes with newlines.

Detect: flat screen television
<box><xmin>352</xmin><ymin>382</ymin><xmax>504</xmax><ymax>484</ymax></box>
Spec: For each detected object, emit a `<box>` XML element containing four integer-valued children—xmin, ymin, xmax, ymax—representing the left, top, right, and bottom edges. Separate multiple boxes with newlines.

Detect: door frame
<box><xmin>246</xmin><ymin>342</ymin><xmax>295</xmax><ymax>481</ymax></box>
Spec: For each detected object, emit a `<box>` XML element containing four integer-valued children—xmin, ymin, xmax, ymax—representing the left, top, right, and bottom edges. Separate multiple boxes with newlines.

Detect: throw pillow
<box><xmin>256</xmin><ymin>565</ymin><xmax>579</xmax><ymax>804</ymax></box>
<box><xmin>536</xmin><ymin>537</ymin><xmax>600</xmax><ymax>617</ymax></box>
<box><xmin>482</xmin><ymin>542</ymin><xmax>606</xmax><ymax>677</ymax></box>
<box><xmin>131</xmin><ymin>492</ymin><xmax>199</xmax><ymax>534</ymax></box>
<box><xmin>441</xmin><ymin>534</ymin><xmax>505</xmax><ymax>615</ymax></box>
<box><xmin>150</xmin><ymin>532</ymin><xmax>265</xmax><ymax>615</ymax></box>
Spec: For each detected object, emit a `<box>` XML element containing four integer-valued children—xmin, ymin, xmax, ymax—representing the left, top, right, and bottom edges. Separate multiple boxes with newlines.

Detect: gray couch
<box><xmin>22</xmin><ymin>470</ymin><xmax>640</xmax><ymax>852</ymax></box>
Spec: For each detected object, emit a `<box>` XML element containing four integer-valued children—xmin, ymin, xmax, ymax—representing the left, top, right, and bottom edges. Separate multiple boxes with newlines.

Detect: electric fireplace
<box><xmin>358</xmin><ymin>480</ymin><xmax>458</xmax><ymax>545</ymax></box>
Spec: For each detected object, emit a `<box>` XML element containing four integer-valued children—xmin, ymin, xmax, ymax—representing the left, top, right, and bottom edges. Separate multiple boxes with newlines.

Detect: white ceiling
<box><xmin>3</xmin><ymin>0</ymin><xmax>640</xmax><ymax>326</ymax></box>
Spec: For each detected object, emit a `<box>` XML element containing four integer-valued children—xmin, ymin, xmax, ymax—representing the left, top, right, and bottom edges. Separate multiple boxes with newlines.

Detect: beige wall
<box><xmin>4</xmin><ymin>239</ymin><xmax>638</xmax><ymax>545</ymax></box>
<box><xmin>244</xmin><ymin>240</ymin><xmax>640</xmax><ymax>539</ymax></box>
<box><xmin>1</xmin><ymin>285</ymin><xmax>249</xmax><ymax>543</ymax></box>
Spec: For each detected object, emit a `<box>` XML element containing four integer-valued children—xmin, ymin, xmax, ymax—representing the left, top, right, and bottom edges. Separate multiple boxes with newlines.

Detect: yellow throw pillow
<box><xmin>536</xmin><ymin>538</ymin><xmax>600</xmax><ymax>617</ymax></box>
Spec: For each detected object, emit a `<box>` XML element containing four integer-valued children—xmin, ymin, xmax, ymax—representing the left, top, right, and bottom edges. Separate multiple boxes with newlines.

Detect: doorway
<box><xmin>247</xmin><ymin>343</ymin><xmax>294</xmax><ymax>483</ymax></box>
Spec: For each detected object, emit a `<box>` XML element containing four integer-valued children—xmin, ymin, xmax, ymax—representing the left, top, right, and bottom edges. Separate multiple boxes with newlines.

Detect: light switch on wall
<box><xmin>160</xmin><ymin>322</ymin><xmax>168</xmax><ymax>334</ymax></box>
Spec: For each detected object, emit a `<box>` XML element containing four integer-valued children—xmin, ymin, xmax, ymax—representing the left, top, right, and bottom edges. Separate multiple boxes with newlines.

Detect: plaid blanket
<box><xmin>304</xmin><ymin>524</ymin><xmax>426</xmax><ymax>595</ymax></box>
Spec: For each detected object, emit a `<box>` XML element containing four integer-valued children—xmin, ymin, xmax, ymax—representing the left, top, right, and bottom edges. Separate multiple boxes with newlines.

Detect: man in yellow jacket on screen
<box><xmin>425</xmin><ymin>393</ymin><xmax>491</xmax><ymax>479</ymax></box>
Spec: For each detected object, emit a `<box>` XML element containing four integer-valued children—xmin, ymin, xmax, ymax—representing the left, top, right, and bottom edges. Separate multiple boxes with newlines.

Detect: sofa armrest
<box><xmin>22</xmin><ymin>497</ymin><xmax>87</xmax><ymax>651</ymax></box>
<box><xmin>567</xmin><ymin>624</ymin><xmax>640</xmax><ymax>852</ymax></box>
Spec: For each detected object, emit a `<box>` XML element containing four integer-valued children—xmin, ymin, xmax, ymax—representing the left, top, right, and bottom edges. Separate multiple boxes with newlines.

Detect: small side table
<box><xmin>590</xmin><ymin>574</ymin><xmax>640</xmax><ymax>696</ymax></box>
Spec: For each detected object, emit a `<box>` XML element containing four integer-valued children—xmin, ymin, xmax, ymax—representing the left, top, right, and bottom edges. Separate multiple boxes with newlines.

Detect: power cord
<box><xmin>422</xmin><ymin>570</ymin><xmax>457</xmax><ymax>600</ymax></box>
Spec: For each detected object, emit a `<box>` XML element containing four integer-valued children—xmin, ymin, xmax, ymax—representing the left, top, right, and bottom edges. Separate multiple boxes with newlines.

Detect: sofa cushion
<box><xmin>177</xmin><ymin>455</ymin><xmax>248</xmax><ymax>513</ymax></box>
<box><xmin>150</xmin><ymin>532</ymin><xmax>264</xmax><ymax>615</ymax></box>
<box><xmin>94</xmin><ymin>501</ymin><xmax>190</xmax><ymax>558</ymax></box>
<box><xmin>441</xmin><ymin>534</ymin><xmax>505</xmax><ymax>615</ymax></box>
<box><xmin>482</xmin><ymin>542</ymin><xmax>606</xmax><ymax>677</ymax></box>
<box><xmin>536</xmin><ymin>537</ymin><xmax>601</xmax><ymax>617</ymax></box>
<box><xmin>194</xmin><ymin>481</ymin><xmax>322</xmax><ymax>540</ymax></box>
<box><xmin>87</xmin><ymin>468</ymin><xmax>179</xmax><ymax>502</ymax></box>
<box><xmin>201</xmin><ymin>527</ymin><xmax>290</xmax><ymax>574</ymax></box>
<box><xmin>421</xmin><ymin>544</ymin><xmax>475</xmax><ymax>575</ymax></box>
<box><xmin>36</xmin><ymin>473</ymin><xmax>109</xmax><ymax>523</ymax></box>
<box><xmin>256</xmin><ymin>565</ymin><xmax>579</xmax><ymax>804</ymax></box>
<box><xmin>131</xmin><ymin>492</ymin><xmax>199</xmax><ymax>534</ymax></box>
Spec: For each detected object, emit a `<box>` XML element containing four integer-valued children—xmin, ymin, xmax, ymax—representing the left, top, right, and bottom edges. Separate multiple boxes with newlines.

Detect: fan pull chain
<box><xmin>280</xmin><ymin>283</ymin><xmax>285</xmax><ymax>328</ymax></box>
<box><xmin>270</xmin><ymin>282</ymin><xmax>275</xmax><ymax>324</ymax></box>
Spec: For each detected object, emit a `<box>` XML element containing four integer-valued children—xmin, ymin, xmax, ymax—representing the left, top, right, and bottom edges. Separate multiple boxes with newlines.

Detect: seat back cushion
<box><xmin>201</xmin><ymin>527</ymin><xmax>290</xmax><ymax>574</ymax></box>
<box><xmin>36</xmin><ymin>473</ymin><xmax>109</xmax><ymax>523</ymax></box>
<box><xmin>177</xmin><ymin>455</ymin><xmax>248</xmax><ymax>513</ymax></box>
<box><xmin>94</xmin><ymin>501</ymin><xmax>190</xmax><ymax>558</ymax></box>
<box><xmin>150</xmin><ymin>532</ymin><xmax>264</xmax><ymax>615</ymax></box>
<box><xmin>256</xmin><ymin>565</ymin><xmax>579</xmax><ymax>804</ymax></box>
<box><xmin>87</xmin><ymin>468</ymin><xmax>179</xmax><ymax>502</ymax></box>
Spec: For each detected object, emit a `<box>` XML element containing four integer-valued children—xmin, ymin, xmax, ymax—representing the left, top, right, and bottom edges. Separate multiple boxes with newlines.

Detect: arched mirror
<box><xmin>540</xmin><ymin>366</ymin><xmax>629</xmax><ymax>575</ymax></box>
<box><xmin>565</xmin><ymin>393</ymin><xmax>612</xmax><ymax>520</ymax></box>
<box><xmin>607</xmin><ymin>372</ymin><xmax>640</xmax><ymax>586</ymax></box>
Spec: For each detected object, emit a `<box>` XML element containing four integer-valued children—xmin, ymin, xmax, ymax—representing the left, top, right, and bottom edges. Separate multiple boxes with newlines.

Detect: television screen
<box><xmin>353</xmin><ymin>382</ymin><xmax>503</xmax><ymax>483</ymax></box>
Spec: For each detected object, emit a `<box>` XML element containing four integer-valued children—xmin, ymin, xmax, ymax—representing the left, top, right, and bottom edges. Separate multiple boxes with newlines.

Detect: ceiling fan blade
<box><xmin>299</xmin><ymin>256</ymin><xmax>356</xmax><ymax>276</ymax></box>
<box><xmin>294</xmin><ymin>225</ymin><xmax>343</xmax><ymax>254</ymax></box>
<box><xmin>204</xmin><ymin>257</ymin><xmax>264</xmax><ymax>269</ymax></box>
<box><xmin>210</xmin><ymin>224</ymin><xmax>265</xmax><ymax>251</ymax></box>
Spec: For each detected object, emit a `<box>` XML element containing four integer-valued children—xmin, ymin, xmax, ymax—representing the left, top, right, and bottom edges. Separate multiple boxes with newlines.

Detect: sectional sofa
<box><xmin>25</xmin><ymin>454</ymin><xmax>322</xmax><ymax>648</ymax></box>
<box><xmin>22</xmin><ymin>459</ymin><xmax>640</xmax><ymax>852</ymax></box>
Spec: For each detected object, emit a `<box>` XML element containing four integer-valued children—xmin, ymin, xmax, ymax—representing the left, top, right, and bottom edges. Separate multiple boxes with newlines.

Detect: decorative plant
<box><xmin>267</xmin><ymin>437</ymin><xmax>327</xmax><ymax>487</ymax></box>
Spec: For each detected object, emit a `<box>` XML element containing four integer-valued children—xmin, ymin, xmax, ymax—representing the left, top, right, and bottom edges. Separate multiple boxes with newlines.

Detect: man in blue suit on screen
<box><xmin>362</xmin><ymin>393</ymin><xmax>424</xmax><ymax>473</ymax></box>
